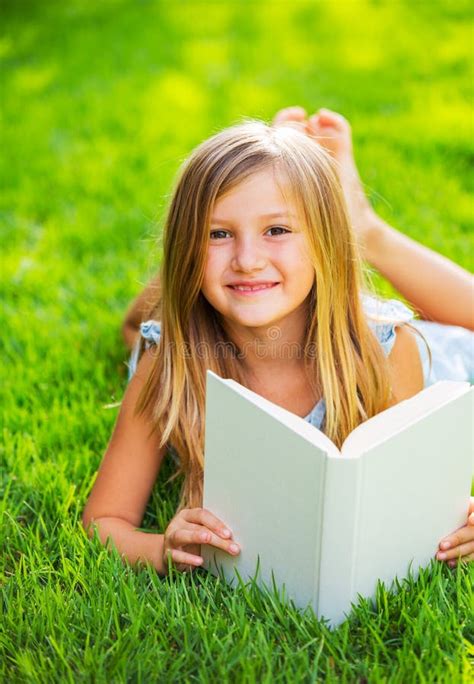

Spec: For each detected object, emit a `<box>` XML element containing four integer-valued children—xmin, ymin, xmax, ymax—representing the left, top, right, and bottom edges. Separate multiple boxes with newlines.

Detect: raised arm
<box><xmin>366</xmin><ymin>220</ymin><xmax>474</xmax><ymax>332</ymax></box>
<box><xmin>82</xmin><ymin>349</ymin><xmax>169</xmax><ymax>575</ymax></box>
<box><xmin>274</xmin><ymin>106</ymin><xmax>474</xmax><ymax>332</ymax></box>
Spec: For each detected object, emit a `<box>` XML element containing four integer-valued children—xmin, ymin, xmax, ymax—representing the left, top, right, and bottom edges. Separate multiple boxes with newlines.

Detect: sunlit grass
<box><xmin>2</xmin><ymin>0</ymin><xmax>473</xmax><ymax>680</ymax></box>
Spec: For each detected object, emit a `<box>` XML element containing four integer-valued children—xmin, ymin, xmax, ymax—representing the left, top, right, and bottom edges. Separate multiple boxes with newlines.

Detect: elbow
<box><xmin>81</xmin><ymin>508</ymin><xmax>137</xmax><ymax>538</ymax></box>
<box><xmin>82</xmin><ymin>505</ymin><xmax>100</xmax><ymax>539</ymax></box>
<box><xmin>82</xmin><ymin>510</ymin><xmax>93</xmax><ymax>538</ymax></box>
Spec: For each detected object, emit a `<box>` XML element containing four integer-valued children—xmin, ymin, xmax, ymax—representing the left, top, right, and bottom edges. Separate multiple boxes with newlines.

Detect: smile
<box><xmin>227</xmin><ymin>283</ymin><xmax>280</xmax><ymax>294</ymax></box>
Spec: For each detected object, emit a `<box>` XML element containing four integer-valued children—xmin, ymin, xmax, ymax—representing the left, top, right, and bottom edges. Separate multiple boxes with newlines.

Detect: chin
<box><xmin>229</xmin><ymin>313</ymin><xmax>280</xmax><ymax>329</ymax></box>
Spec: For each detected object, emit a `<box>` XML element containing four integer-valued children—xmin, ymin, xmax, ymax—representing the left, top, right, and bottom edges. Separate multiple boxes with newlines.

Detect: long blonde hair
<box><xmin>136</xmin><ymin>120</ymin><xmax>430</xmax><ymax>512</ymax></box>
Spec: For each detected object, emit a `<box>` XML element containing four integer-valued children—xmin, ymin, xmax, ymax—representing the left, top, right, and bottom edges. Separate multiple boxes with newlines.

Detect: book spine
<box><xmin>315</xmin><ymin>456</ymin><xmax>363</xmax><ymax>626</ymax></box>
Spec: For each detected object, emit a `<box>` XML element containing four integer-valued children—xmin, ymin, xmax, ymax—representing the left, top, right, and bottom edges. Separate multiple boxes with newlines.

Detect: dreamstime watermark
<box><xmin>147</xmin><ymin>325</ymin><xmax>318</xmax><ymax>360</ymax></box>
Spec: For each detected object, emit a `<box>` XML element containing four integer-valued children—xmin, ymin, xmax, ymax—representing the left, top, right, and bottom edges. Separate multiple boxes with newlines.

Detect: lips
<box><xmin>227</xmin><ymin>282</ymin><xmax>279</xmax><ymax>292</ymax></box>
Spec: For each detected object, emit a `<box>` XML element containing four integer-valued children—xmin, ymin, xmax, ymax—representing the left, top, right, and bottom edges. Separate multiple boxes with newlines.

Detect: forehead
<box><xmin>211</xmin><ymin>167</ymin><xmax>298</xmax><ymax>219</ymax></box>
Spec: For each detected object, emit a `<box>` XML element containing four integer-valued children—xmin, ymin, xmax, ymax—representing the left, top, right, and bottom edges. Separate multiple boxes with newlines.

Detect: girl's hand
<box><xmin>162</xmin><ymin>507</ymin><xmax>241</xmax><ymax>574</ymax></box>
<box><xmin>436</xmin><ymin>497</ymin><xmax>474</xmax><ymax>567</ymax></box>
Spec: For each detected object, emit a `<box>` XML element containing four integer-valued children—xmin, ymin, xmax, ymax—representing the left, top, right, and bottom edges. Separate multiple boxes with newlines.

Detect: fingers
<box><xmin>437</xmin><ymin>539</ymin><xmax>474</xmax><ymax>562</ymax></box>
<box><xmin>170</xmin><ymin>526</ymin><xmax>241</xmax><ymax>557</ymax></box>
<box><xmin>183</xmin><ymin>507</ymin><xmax>233</xmax><ymax>540</ymax></box>
<box><xmin>163</xmin><ymin>507</ymin><xmax>241</xmax><ymax>574</ymax></box>
<box><xmin>317</xmin><ymin>107</ymin><xmax>349</xmax><ymax>127</ymax></box>
<box><xmin>166</xmin><ymin>547</ymin><xmax>204</xmax><ymax>569</ymax></box>
<box><xmin>440</xmin><ymin>524</ymin><xmax>474</xmax><ymax>550</ymax></box>
<box><xmin>437</xmin><ymin>524</ymin><xmax>474</xmax><ymax>563</ymax></box>
<box><xmin>308</xmin><ymin>108</ymin><xmax>348</xmax><ymax>134</ymax></box>
<box><xmin>272</xmin><ymin>106</ymin><xmax>350</xmax><ymax>133</ymax></box>
<box><xmin>444</xmin><ymin>549</ymin><xmax>474</xmax><ymax>568</ymax></box>
<box><xmin>272</xmin><ymin>106</ymin><xmax>307</xmax><ymax>126</ymax></box>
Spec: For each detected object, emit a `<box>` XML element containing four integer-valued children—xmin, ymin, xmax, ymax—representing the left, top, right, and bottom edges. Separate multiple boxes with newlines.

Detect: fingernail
<box><xmin>441</xmin><ymin>541</ymin><xmax>451</xmax><ymax>550</ymax></box>
<box><xmin>230</xmin><ymin>543</ymin><xmax>240</xmax><ymax>553</ymax></box>
<box><xmin>438</xmin><ymin>552</ymin><xmax>447</xmax><ymax>560</ymax></box>
<box><xmin>221</xmin><ymin>528</ymin><xmax>231</xmax><ymax>538</ymax></box>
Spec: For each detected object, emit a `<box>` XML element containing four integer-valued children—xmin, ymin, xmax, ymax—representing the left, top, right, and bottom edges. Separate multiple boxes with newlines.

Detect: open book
<box><xmin>201</xmin><ymin>371</ymin><xmax>473</xmax><ymax>627</ymax></box>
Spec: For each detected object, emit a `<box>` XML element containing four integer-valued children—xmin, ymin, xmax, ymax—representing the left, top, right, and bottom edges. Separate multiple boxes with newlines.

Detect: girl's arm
<box><xmin>367</xmin><ymin>218</ymin><xmax>474</xmax><ymax>332</ymax></box>
<box><xmin>386</xmin><ymin>323</ymin><xmax>424</xmax><ymax>405</ymax></box>
<box><xmin>83</xmin><ymin>346</ymin><xmax>242</xmax><ymax>574</ymax></box>
<box><xmin>122</xmin><ymin>275</ymin><xmax>161</xmax><ymax>350</ymax></box>
<box><xmin>82</xmin><ymin>350</ymin><xmax>169</xmax><ymax>575</ymax></box>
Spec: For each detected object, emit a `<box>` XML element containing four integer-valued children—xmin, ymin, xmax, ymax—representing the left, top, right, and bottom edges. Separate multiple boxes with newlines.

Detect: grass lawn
<box><xmin>2</xmin><ymin>0</ymin><xmax>473</xmax><ymax>681</ymax></box>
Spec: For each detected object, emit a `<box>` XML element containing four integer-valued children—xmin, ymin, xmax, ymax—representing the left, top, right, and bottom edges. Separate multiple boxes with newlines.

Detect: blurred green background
<box><xmin>1</xmin><ymin>1</ymin><xmax>473</xmax><ymax>678</ymax></box>
<box><xmin>3</xmin><ymin>2</ymin><xmax>473</xmax><ymax>387</ymax></box>
<box><xmin>3</xmin><ymin>0</ymin><xmax>473</xmax><ymax>419</ymax></box>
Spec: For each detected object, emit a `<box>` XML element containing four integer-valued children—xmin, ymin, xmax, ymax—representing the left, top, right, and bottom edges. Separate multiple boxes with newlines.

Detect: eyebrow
<box><xmin>210</xmin><ymin>212</ymin><xmax>296</xmax><ymax>224</ymax></box>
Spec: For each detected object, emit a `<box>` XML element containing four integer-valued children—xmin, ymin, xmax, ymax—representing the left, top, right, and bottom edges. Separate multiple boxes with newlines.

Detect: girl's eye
<box><xmin>266</xmin><ymin>226</ymin><xmax>290</xmax><ymax>236</ymax></box>
<box><xmin>210</xmin><ymin>230</ymin><xmax>231</xmax><ymax>240</ymax></box>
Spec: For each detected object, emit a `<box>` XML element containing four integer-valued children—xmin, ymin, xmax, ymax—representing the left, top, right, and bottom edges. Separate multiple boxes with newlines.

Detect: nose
<box><xmin>231</xmin><ymin>236</ymin><xmax>267</xmax><ymax>273</ymax></box>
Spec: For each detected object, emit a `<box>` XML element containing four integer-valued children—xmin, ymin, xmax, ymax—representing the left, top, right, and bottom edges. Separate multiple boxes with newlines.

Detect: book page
<box><xmin>351</xmin><ymin>388</ymin><xmax>473</xmax><ymax>599</ymax></box>
<box><xmin>341</xmin><ymin>381</ymin><xmax>471</xmax><ymax>458</ymax></box>
<box><xmin>223</xmin><ymin>377</ymin><xmax>339</xmax><ymax>457</ymax></box>
<box><xmin>202</xmin><ymin>372</ymin><xmax>332</xmax><ymax>610</ymax></box>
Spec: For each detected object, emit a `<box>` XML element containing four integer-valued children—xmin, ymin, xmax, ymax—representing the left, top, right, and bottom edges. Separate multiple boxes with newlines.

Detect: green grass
<box><xmin>1</xmin><ymin>0</ymin><xmax>473</xmax><ymax>681</ymax></box>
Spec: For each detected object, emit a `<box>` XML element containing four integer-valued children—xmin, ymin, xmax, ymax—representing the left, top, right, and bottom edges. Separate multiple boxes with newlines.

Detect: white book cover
<box><xmin>201</xmin><ymin>371</ymin><xmax>473</xmax><ymax>627</ymax></box>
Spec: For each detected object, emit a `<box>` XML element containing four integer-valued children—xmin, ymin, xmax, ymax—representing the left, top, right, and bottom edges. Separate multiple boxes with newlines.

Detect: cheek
<box><xmin>299</xmin><ymin>266</ymin><xmax>316</xmax><ymax>294</ymax></box>
<box><xmin>205</xmin><ymin>245</ymin><xmax>225</xmax><ymax>268</ymax></box>
<box><xmin>291</xmin><ymin>246</ymin><xmax>315</xmax><ymax>288</ymax></box>
<box><xmin>202</xmin><ymin>251</ymin><xmax>223</xmax><ymax>295</ymax></box>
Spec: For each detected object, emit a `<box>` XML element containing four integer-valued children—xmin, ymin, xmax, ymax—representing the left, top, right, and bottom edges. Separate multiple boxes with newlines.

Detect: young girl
<box><xmin>83</xmin><ymin>107</ymin><xmax>474</xmax><ymax>577</ymax></box>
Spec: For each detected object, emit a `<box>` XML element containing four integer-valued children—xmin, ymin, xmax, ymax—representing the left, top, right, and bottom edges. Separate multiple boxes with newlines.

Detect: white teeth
<box><xmin>232</xmin><ymin>284</ymin><xmax>275</xmax><ymax>291</ymax></box>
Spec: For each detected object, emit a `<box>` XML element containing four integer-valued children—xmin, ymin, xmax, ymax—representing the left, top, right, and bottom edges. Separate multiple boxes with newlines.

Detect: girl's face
<box><xmin>201</xmin><ymin>168</ymin><xmax>315</xmax><ymax>333</ymax></box>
